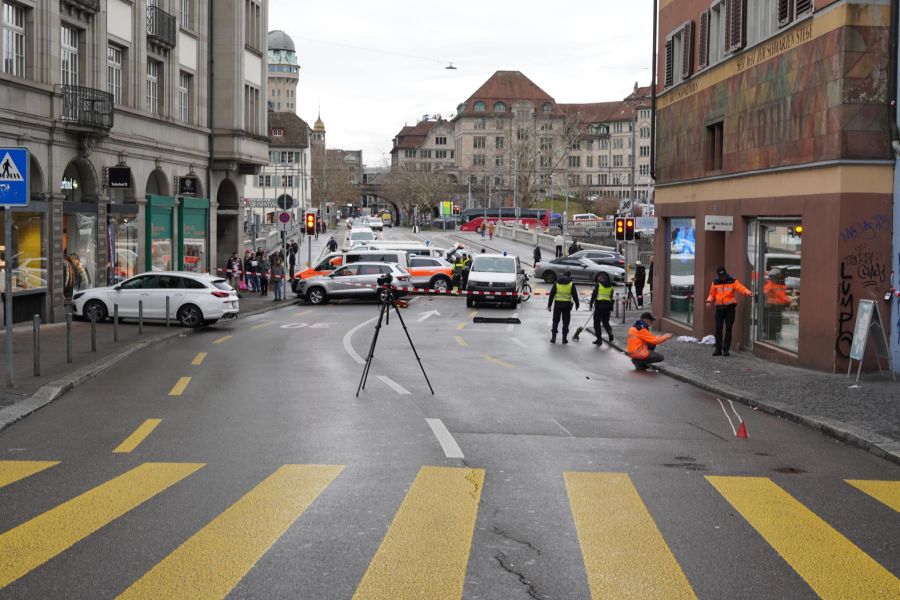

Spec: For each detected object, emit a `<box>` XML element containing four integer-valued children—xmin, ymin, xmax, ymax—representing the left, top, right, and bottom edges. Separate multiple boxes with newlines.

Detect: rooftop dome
<box><xmin>313</xmin><ymin>113</ymin><xmax>325</xmax><ymax>132</ymax></box>
<box><xmin>267</xmin><ymin>30</ymin><xmax>295</xmax><ymax>52</ymax></box>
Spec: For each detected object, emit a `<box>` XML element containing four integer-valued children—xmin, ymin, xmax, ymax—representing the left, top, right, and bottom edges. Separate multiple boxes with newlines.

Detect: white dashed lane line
<box><xmin>425</xmin><ymin>418</ymin><xmax>464</xmax><ymax>459</ymax></box>
<box><xmin>377</xmin><ymin>375</ymin><xmax>411</xmax><ymax>395</ymax></box>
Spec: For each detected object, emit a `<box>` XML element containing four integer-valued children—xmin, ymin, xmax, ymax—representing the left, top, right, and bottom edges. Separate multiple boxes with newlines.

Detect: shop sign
<box><xmin>177</xmin><ymin>176</ymin><xmax>199</xmax><ymax>196</ymax></box>
<box><xmin>247</xmin><ymin>198</ymin><xmax>277</xmax><ymax>208</ymax></box>
<box><xmin>60</xmin><ymin>177</ymin><xmax>79</xmax><ymax>191</ymax></box>
<box><xmin>704</xmin><ymin>215</ymin><xmax>733</xmax><ymax>231</ymax></box>
<box><xmin>108</xmin><ymin>167</ymin><xmax>131</xmax><ymax>189</ymax></box>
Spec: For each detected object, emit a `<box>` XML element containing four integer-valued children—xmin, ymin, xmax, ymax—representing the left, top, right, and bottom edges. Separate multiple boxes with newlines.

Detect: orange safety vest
<box><xmin>764</xmin><ymin>280</ymin><xmax>790</xmax><ymax>306</ymax></box>
<box><xmin>626</xmin><ymin>322</ymin><xmax>668</xmax><ymax>360</ymax></box>
<box><xmin>707</xmin><ymin>278</ymin><xmax>751</xmax><ymax>306</ymax></box>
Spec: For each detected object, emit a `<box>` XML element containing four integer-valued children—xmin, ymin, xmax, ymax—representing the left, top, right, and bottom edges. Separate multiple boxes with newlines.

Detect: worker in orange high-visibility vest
<box><xmin>626</xmin><ymin>312</ymin><xmax>672</xmax><ymax>370</ymax></box>
<box><xmin>706</xmin><ymin>266</ymin><xmax>752</xmax><ymax>356</ymax></box>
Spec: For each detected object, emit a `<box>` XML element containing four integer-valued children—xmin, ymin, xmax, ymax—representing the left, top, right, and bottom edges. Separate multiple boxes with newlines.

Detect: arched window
<box><xmin>494</xmin><ymin>101</ymin><xmax>507</xmax><ymax>113</ymax></box>
<box><xmin>542</xmin><ymin>103</ymin><xmax>553</xmax><ymax>113</ymax></box>
<box><xmin>474</xmin><ymin>101</ymin><xmax>486</xmax><ymax>112</ymax></box>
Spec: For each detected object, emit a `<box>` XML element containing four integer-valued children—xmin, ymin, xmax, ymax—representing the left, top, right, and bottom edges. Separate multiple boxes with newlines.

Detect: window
<box><xmin>284</xmin><ymin>175</ymin><xmax>294</xmax><ymax>187</ymax></box>
<box><xmin>613</xmin><ymin>155</ymin><xmax>623</xmax><ymax>167</ymax></box>
<box><xmin>420</xmin><ymin>150</ymin><xmax>432</xmax><ymax>159</ymax></box>
<box><xmin>613</xmin><ymin>138</ymin><xmax>624</xmax><ymax>149</ymax></box>
<box><xmin>2</xmin><ymin>2</ymin><xmax>25</xmax><ymax>77</ymax></box>
<box><xmin>569</xmin><ymin>140</ymin><xmax>581</xmax><ymax>151</ymax></box>
<box><xmin>599</xmin><ymin>173</ymin><xmax>608</xmax><ymax>185</ymax></box>
<box><xmin>517</xmin><ymin>128</ymin><xmax>526</xmax><ymax>141</ymax></box>
<box><xmin>640</xmin><ymin>145</ymin><xmax>650</xmax><ymax>157</ymax></box>
<box><xmin>600</xmin><ymin>139</ymin><xmax>609</xmax><ymax>150</ymax></box>
<box><xmin>436</xmin><ymin>150</ymin><xmax>447</xmax><ymax>159</ymax></box>
<box><xmin>664</xmin><ymin>21</ymin><xmax>694</xmax><ymax>87</ymax></box>
<box><xmin>746</xmin><ymin>0</ymin><xmax>777</xmax><ymax>47</ymax></box>
<box><xmin>146</xmin><ymin>59</ymin><xmax>160</xmax><ymax>114</ymax></box>
<box><xmin>640</xmin><ymin>127</ymin><xmax>651</xmax><ymax>138</ymax></box>
<box><xmin>474</xmin><ymin>136</ymin><xmax>486</xmax><ymax>149</ymax></box>
<box><xmin>568</xmin><ymin>156</ymin><xmax>581</xmax><ymax>168</ymax></box>
<box><xmin>178</xmin><ymin>71</ymin><xmax>192</xmax><ymax>123</ymax></box>
<box><xmin>725</xmin><ymin>0</ymin><xmax>746</xmax><ymax>53</ymax></box>
<box><xmin>473</xmin><ymin>154</ymin><xmax>485</xmax><ymax>167</ymax></box>
<box><xmin>107</xmin><ymin>46</ymin><xmax>123</xmax><ymax>104</ymax></box>
<box><xmin>493</xmin><ymin>101</ymin><xmax>506</xmax><ymax>113</ymax></box>
<box><xmin>61</xmin><ymin>25</ymin><xmax>79</xmax><ymax>86</ymax></box>
<box><xmin>271</xmin><ymin>127</ymin><xmax>284</xmax><ymax>136</ymax></box>
<box><xmin>707</xmin><ymin>121</ymin><xmax>724</xmax><ymax>171</ymax></box>
<box><xmin>495</xmin><ymin>155</ymin><xmax>504</xmax><ymax>168</ymax></box>
<box><xmin>780</xmin><ymin>0</ymin><xmax>813</xmax><ymax>28</ymax></box>
<box><xmin>474</xmin><ymin>101</ymin><xmax>486</xmax><ymax>112</ymax></box>
<box><xmin>404</xmin><ymin>149</ymin><xmax>416</xmax><ymax>158</ymax></box>
<box><xmin>640</xmin><ymin>164</ymin><xmax>650</xmax><ymax>175</ymax></box>
<box><xmin>542</xmin><ymin>102</ymin><xmax>552</xmax><ymax>113</ymax></box>
<box><xmin>613</xmin><ymin>122</ymin><xmax>623</xmax><ymax>133</ymax></box>
<box><xmin>540</xmin><ymin>137</ymin><xmax>552</xmax><ymax>151</ymax></box>
<box><xmin>587</xmin><ymin>156</ymin><xmax>594</xmax><ymax>168</ymax></box>
<box><xmin>640</xmin><ymin>109</ymin><xmax>651</xmax><ymax>119</ymax></box>
<box><xmin>586</xmin><ymin>174</ymin><xmax>593</xmax><ymax>185</ymax></box>
<box><xmin>540</xmin><ymin>120</ymin><xmax>553</xmax><ymax>131</ymax></box>
<box><xmin>495</xmin><ymin>136</ymin><xmax>504</xmax><ymax>150</ymax></box>
<box><xmin>748</xmin><ymin>219</ymin><xmax>802</xmax><ymax>352</ymax></box>
<box><xmin>245</xmin><ymin>0</ymin><xmax>262</xmax><ymax>50</ymax></box>
<box><xmin>474</xmin><ymin>118</ymin><xmax>486</xmax><ymax>130</ymax></box>
<box><xmin>244</xmin><ymin>84</ymin><xmax>260</xmax><ymax>134</ymax></box>
<box><xmin>180</xmin><ymin>0</ymin><xmax>193</xmax><ymax>29</ymax></box>
<box><xmin>599</xmin><ymin>155</ymin><xmax>608</xmax><ymax>167</ymax></box>
<box><xmin>435</xmin><ymin>136</ymin><xmax>447</xmax><ymax>145</ymax></box>
<box><xmin>700</xmin><ymin>1</ymin><xmax>726</xmax><ymax>69</ymax></box>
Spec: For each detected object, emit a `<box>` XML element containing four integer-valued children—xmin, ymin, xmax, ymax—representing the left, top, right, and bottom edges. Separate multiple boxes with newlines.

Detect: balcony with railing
<box><xmin>62</xmin><ymin>0</ymin><xmax>100</xmax><ymax>14</ymax></box>
<box><xmin>61</xmin><ymin>86</ymin><xmax>114</xmax><ymax>131</ymax></box>
<box><xmin>147</xmin><ymin>5</ymin><xmax>176</xmax><ymax>49</ymax></box>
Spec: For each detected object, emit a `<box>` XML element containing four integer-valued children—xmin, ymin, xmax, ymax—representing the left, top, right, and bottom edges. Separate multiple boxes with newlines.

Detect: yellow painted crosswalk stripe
<box><xmin>352</xmin><ymin>466</ymin><xmax>484</xmax><ymax>600</ymax></box>
<box><xmin>0</xmin><ymin>462</ymin><xmax>203</xmax><ymax>590</ymax></box>
<box><xmin>707</xmin><ymin>476</ymin><xmax>900</xmax><ymax>599</ymax></box>
<box><xmin>483</xmin><ymin>354</ymin><xmax>515</xmax><ymax>369</ymax></box>
<box><xmin>191</xmin><ymin>352</ymin><xmax>207</xmax><ymax>366</ymax></box>
<box><xmin>0</xmin><ymin>461</ymin><xmax>59</xmax><ymax>490</ymax></box>
<box><xmin>168</xmin><ymin>377</ymin><xmax>191</xmax><ymax>396</ymax></box>
<box><xmin>113</xmin><ymin>419</ymin><xmax>162</xmax><ymax>454</ymax></box>
<box><xmin>118</xmin><ymin>464</ymin><xmax>343</xmax><ymax>600</ymax></box>
<box><xmin>454</xmin><ymin>336</ymin><xmax>467</xmax><ymax>347</ymax></box>
<box><xmin>565</xmin><ymin>472</ymin><xmax>696</xmax><ymax>600</ymax></box>
<box><xmin>211</xmin><ymin>335</ymin><xmax>232</xmax><ymax>345</ymax></box>
<box><xmin>250</xmin><ymin>322</ymin><xmax>271</xmax><ymax>330</ymax></box>
<box><xmin>845</xmin><ymin>479</ymin><xmax>900</xmax><ymax>512</ymax></box>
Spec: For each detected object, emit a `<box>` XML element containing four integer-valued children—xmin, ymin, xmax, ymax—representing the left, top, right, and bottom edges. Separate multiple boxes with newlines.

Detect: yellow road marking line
<box><xmin>565</xmin><ymin>472</ymin><xmax>696</xmax><ymax>600</ymax></box>
<box><xmin>211</xmin><ymin>335</ymin><xmax>232</xmax><ymax>345</ymax></box>
<box><xmin>845</xmin><ymin>479</ymin><xmax>900</xmax><ymax>512</ymax></box>
<box><xmin>483</xmin><ymin>354</ymin><xmax>515</xmax><ymax>369</ymax></box>
<box><xmin>0</xmin><ymin>461</ymin><xmax>59</xmax><ymax>490</ymax></box>
<box><xmin>707</xmin><ymin>476</ymin><xmax>899</xmax><ymax>598</ymax></box>
<box><xmin>456</xmin><ymin>322</ymin><xmax>466</xmax><ymax>331</ymax></box>
<box><xmin>191</xmin><ymin>352</ymin><xmax>207</xmax><ymax>366</ymax></box>
<box><xmin>0</xmin><ymin>462</ymin><xmax>203</xmax><ymax>589</ymax></box>
<box><xmin>352</xmin><ymin>466</ymin><xmax>484</xmax><ymax>600</ymax></box>
<box><xmin>168</xmin><ymin>377</ymin><xmax>191</xmax><ymax>396</ymax></box>
<box><xmin>118</xmin><ymin>464</ymin><xmax>343</xmax><ymax>600</ymax></box>
<box><xmin>113</xmin><ymin>420</ymin><xmax>163</xmax><ymax>454</ymax></box>
<box><xmin>250</xmin><ymin>322</ymin><xmax>271</xmax><ymax>330</ymax></box>
<box><xmin>454</xmin><ymin>336</ymin><xmax>468</xmax><ymax>347</ymax></box>
<box><xmin>469</xmin><ymin>310</ymin><xmax>478</xmax><ymax>318</ymax></box>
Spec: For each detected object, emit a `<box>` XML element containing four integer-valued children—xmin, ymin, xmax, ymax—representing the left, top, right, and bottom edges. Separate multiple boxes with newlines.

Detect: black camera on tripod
<box><xmin>377</xmin><ymin>273</ymin><xmax>393</xmax><ymax>287</ymax></box>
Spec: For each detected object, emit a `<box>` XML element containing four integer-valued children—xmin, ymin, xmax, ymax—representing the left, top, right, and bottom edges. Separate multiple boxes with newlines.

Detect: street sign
<box><xmin>704</xmin><ymin>215</ymin><xmax>734</xmax><ymax>231</ymax></box>
<box><xmin>0</xmin><ymin>148</ymin><xmax>29</xmax><ymax>207</ymax></box>
<box><xmin>277</xmin><ymin>211</ymin><xmax>292</xmax><ymax>232</ymax></box>
<box><xmin>277</xmin><ymin>195</ymin><xmax>294</xmax><ymax>210</ymax></box>
<box><xmin>247</xmin><ymin>198</ymin><xmax>278</xmax><ymax>208</ymax></box>
<box><xmin>636</xmin><ymin>216</ymin><xmax>658</xmax><ymax>229</ymax></box>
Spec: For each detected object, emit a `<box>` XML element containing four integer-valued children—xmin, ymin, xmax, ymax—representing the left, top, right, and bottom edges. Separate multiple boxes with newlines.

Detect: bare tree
<box><xmin>311</xmin><ymin>150</ymin><xmax>361</xmax><ymax>209</ymax></box>
<box><xmin>383</xmin><ymin>164</ymin><xmax>455</xmax><ymax>223</ymax></box>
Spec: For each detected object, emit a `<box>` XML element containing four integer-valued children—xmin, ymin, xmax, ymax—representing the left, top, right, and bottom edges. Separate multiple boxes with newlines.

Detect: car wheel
<box><xmin>431</xmin><ymin>276</ymin><xmax>451</xmax><ymax>292</ymax></box>
<box><xmin>83</xmin><ymin>300</ymin><xmax>108</xmax><ymax>323</ymax></box>
<box><xmin>307</xmin><ymin>287</ymin><xmax>327</xmax><ymax>305</ymax></box>
<box><xmin>177</xmin><ymin>304</ymin><xmax>204</xmax><ymax>328</ymax></box>
<box><xmin>543</xmin><ymin>271</ymin><xmax>557</xmax><ymax>284</ymax></box>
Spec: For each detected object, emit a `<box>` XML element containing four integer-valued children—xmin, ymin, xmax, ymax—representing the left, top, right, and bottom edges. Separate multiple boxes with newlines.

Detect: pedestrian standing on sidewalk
<box><xmin>480</xmin><ymin>222</ymin><xmax>486</xmax><ymax>238</ymax></box>
<box><xmin>258</xmin><ymin>254</ymin><xmax>270</xmax><ymax>296</ymax></box>
<box><xmin>288</xmin><ymin>241</ymin><xmax>298</xmax><ymax>279</ymax></box>
<box><xmin>634</xmin><ymin>260</ymin><xmax>647</xmax><ymax>308</ymax></box>
<box><xmin>589</xmin><ymin>272</ymin><xmax>614</xmax><ymax>346</ymax></box>
<box><xmin>227</xmin><ymin>252</ymin><xmax>243</xmax><ymax>297</ymax></box>
<box><xmin>547</xmin><ymin>270</ymin><xmax>579</xmax><ymax>344</ymax></box>
<box><xmin>488</xmin><ymin>221</ymin><xmax>495</xmax><ymax>240</ymax></box>
<box><xmin>568</xmin><ymin>240</ymin><xmax>579</xmax><ymax>256</ymax></box>
<box><xmin>706</xmin><ymin>266</ymin><xmax>752</xmax><ymax>356</ymax></box>
<box><xmin>554</xmin><ymin>234</ymin><xmax>564</xmax><ymax>258</ymax></box>
<box><xmin>245</xmin><ymin>251</ymin><xmax>259</xmax><ymax>292</ymax></box>
<box><xmin>272</xmin><ymin>257</ymin><xmax>285</xmax><ymax>301</ymax></box>
<box><xmin>627</xmin><ymin>312</ymin><xmax>671</xmax><ymax>370</ymax></box>
<box><xmin>327</xmin><ymin>236</ymin><xmax>338</xmax><ymax>253</ymax></box>
<box><xmin>533</xmin><ymin>245</ymin><xmax>542</xmax><ymax>264</ymax></box>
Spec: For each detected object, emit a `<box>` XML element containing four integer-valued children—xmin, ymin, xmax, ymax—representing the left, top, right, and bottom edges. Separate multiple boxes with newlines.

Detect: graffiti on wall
<box><xmin>836</xmin><ymin>262</ymin><xmax>854</xmax><ymax>359</ymax></box>
<box><xmin>839</xmin><ymin>214</ymin><xmax>890</xmax><ymax>243</ymax></box>
<box><xmin>843</xmin><ymin>243</ymin><xmax>888</xmax><ymax>288</ymax></box>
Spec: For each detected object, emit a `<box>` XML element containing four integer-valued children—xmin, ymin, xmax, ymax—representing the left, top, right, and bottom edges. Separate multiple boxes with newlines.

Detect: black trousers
<box><xmin>555</xmin><ymin>246</ymin><xmax>563</xmax><ymax>258</ymax></box>
<box><xmin>552</xmin><ymin>302</ymin><xmax>573</xmax><ymax>336</ymax></box>
<box><xmin>714</xmin><ymin>304</ymin><xmax>737</xmax><ymax>351</ymax></box>
<box><xmin>633</xmin><ymin>351</ymin><xmax>664</xmax><ymax>369</ymax></box>
<box><xmin>260</xmin><ymin>276</ymin><xmax>269</xmax><ymax>295</ymax></box>
<box><xmin>593</xmin><ymin>301</ymin><xmax>613</xmax><ymax>339</ymax></box>
<box><xmin>634</xmin><ymin>282</ymin><xmax>645</xmax><ymax>307</ymax></box>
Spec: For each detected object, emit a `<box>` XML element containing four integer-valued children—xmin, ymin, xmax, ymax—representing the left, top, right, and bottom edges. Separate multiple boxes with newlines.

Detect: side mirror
<box><xmin>113</xmin><ymin>285</ymin><xmax>122</xmax><ymax>291</ymax></box>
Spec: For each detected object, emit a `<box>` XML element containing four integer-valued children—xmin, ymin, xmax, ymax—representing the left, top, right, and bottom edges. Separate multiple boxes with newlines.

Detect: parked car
<box><xmin>72</xmin><ymin>272</ymin><xmax>238</xmax><ymax>327</ymax></box>
<box><xmin>534</xmin><ymin>257</ymin><xmax>625</xmax><ymax>284</ymax></box>
<box><xmin>406</xmin><ymin>256</ymin><xmax>454</xmax><ymax>291</ymax></box>
<box><xmin>295</xmin><ymin>262</ymin><xmax>410</xmax><ymax>305</ymax></box>
<box><xmin>367</xmin><ymin>217</ymin><xmax>384</xmax><ymax>231</ymax></box>
<box><xmin>568</xmin><ymin>249</ymin><xmax>626</xmax><ymax>268</ymax></box>
<box><xmin>465</xmin><ymin>254</ymin><xmax>525</xmax><ymax>309</ymax></box>
<box><xmin>343</xmin><ymin>226</ymin><xmax>376</xmax><ymax>251</ymax></box>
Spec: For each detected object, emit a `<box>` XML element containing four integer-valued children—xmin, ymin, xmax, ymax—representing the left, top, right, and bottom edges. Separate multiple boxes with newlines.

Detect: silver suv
<box><xmin>295</xmin><ymin>262</ymin><xmax>410</xmax><ymax>305</ymax></box>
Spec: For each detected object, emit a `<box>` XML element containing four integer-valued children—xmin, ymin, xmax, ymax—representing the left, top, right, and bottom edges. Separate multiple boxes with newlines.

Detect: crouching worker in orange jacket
<box><xmin>627</xmin><ymin>312</ymin><xmax>672</xmax><ymax>370</ymax></box>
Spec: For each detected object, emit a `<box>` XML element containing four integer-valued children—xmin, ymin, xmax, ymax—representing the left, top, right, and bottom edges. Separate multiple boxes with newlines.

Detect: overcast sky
<box><xmin>269</xmin><ymin>1</ymin><xmax>655</xmax><ymax>167</ymax></box>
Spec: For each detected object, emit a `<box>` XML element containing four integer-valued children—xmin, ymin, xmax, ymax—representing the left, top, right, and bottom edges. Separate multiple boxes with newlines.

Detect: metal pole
<box><xmin>307</xmin><ymin>236</ymin><xmax>312</xmax><ymax>268</ymax></box>
<box><xmin>165</xmin><ymin>296</ymin><xmax>170</xmax><ymax>327</ymax></box>
<box><xmin>138</xmin><ymin>300</ymin><xmax>143</xmax><ymax>334</ymax></box>
<box><xmin>4</xmin><ymin>206</ymin><xmax>13</xmax><ymax>387</ymax></box>
<box><xmin>113</xmin><ymin>304</ymin><xmax>119</xmax><ymax>342</ymax></box>
<box><xmin>90</xmin><ymin>312</ymin><xmax>97</xmax><ymax>352</ymax></box>
<box><xmin>32</xmin><ymin>314</ymin><xmax>39</xmax><ymax>377</ymax></box>
<box><xmin>66</xmin><ymin>312</ymin><xmax>73</xmax><ymax>363</ymax></box>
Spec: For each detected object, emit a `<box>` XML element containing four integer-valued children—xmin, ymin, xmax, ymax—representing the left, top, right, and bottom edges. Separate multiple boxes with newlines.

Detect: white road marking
<box><xmin>507</xmin><ymin>313</ymin><xmax>519</xmax><ymax>332</ymax></box>
<box><xmin>280</xmin><ymin>322</ymin><xmax>308</xmax><ymax>329</ymax></box>
<box><xmin>511</xmin><ymin>337</ymin><xmax>528</xmax><ymax>349</ymax></box>
<box><xmin>551</xmin><ymin>419</ymin><xmax>575</xmax><ymax>438</ymax></box>
<box><xmin>425</xmin><ymin>418</ymin><xmax>464</xmax><ymax>459</ymax></box>
<box><xmin>343</xmin><ymin>317</ymin><xmax>377</xmax><ymax>365</ymax></box>
<box><xmin>717</xmin><ymin>398</ymin><xmax>738</xmax><ymax>436</ymax></box>
<box><xmin>418</xmin><ymin>310</ymin><xmax>441</xmax><ymax>322</ymax></box>
<box><xmin>377</xmin><ymin>375</ymin><xmax>411</xmax><ymax>395</ymax></box>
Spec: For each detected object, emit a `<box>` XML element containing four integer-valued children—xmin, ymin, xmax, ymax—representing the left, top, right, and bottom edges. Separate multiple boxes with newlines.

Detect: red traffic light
<box><xmin>625</xmin><ymin>218</ymin><xmax>635</xmax><ymax>241</ymax></box>
<box><xmin>305</xmin><ymin>212</ymin><xmax>316</xmax><ymax>234</ymax></box>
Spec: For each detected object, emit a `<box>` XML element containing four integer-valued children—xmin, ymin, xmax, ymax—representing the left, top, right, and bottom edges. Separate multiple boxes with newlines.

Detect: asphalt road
<box><xmin>0</xmin><ymin>226</ymin><xmax>897</xmax><ymax>599</ymax></box>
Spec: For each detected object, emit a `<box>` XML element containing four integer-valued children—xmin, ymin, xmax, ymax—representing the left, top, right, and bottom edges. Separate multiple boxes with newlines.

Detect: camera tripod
<box><xmin>356</xmin><ymin>282</ymin><xmax>434</xmax><ymax>397</ymax></box>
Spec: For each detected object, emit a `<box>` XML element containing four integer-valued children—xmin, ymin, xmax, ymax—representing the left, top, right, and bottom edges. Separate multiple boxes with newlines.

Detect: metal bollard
<box><xmin>66</xmin><ymin>313</ymin><xmax>73</xmax><ymax>363</ymax></box>
<box><xmin>138</xmin><ymin>300</ymin><xmax>144</xmax><ymax>335</ymax></box>
<box><xmin>32</xmin><ymin>315</ymin><xmax>40</xmax><ymax>377</ymax></box>
<box><xmin>90</xmin><ymin>312</ymin><xmax>97</xmax><ymax>352</ymax></box>
<box><xmin>113</xmin><ymin>304</ymin><xmax>119</xmax><ymax>343</ymax></box>
<box><xmin>165</xmin><ymin>296</ymin><xmax>170</xmax><ymax>327</ymax></box>
<box><xmin>614</xmin><ymin>293</ymin><xmax>620</xmax><ymax>318</ymax></box>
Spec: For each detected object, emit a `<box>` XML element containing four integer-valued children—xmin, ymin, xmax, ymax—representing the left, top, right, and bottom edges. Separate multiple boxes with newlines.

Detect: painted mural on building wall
<box><xmin>656</xmin><ymin>21</ymin><xmax>890</xmax><ymax>182</ymax></box>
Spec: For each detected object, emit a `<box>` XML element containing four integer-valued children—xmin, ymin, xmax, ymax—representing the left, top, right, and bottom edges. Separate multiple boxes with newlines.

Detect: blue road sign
<box><xmin>0</xmin><ymin>148</ymin><xmax>29</xmax><ymax>207</ymax></box>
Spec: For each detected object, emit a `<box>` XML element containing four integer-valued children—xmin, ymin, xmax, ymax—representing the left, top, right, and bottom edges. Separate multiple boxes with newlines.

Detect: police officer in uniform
<box><xmin>547</xmin><ymin>270</ymin><xmax>579</xmax><ymax>344</ymax></box>
<box><xmin>706</xmin><ymin>266</ymin><xmax>752</xmax><ymax>356</ymax></box>
<box><xmin>589</xmin><ymin>272</ymin><xmax>615</xmax><ymax>346</ymax></box>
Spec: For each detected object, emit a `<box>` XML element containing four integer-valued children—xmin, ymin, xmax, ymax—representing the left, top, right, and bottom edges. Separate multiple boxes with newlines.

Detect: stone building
<box><xmin>0</xmin><ymin>0</ymin><xmax>268</xmax><ymax>322</ymax></box>
<box><xmin>266</xmin><ymin>29</ymin><xmax>298</xmax><ymax>113</ymax></box>
<box><xmin>653</xmin><ymin>0</ymin><xmax>892</xmax><ymax>371</ymax></box>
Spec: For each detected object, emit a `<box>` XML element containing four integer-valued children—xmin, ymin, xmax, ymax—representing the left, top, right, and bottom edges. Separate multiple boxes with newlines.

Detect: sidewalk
<box><xmin>452</xmin><ymin>230</ymin><xmax>900</xmax><ymax>465</ymax></box>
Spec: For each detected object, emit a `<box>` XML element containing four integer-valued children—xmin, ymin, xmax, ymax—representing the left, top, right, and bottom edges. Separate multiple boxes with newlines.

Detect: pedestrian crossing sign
<box><xmin>0</xmin><ymin>148</ymin><xmax>29</xmax><ymax>207</ymax></box>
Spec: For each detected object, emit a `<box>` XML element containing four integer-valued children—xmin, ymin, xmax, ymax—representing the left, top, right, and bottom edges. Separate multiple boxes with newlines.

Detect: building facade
<box><xmin>653</xmin><ymin>0</ymin><xmax>892</xmax><ymax>371</ymax></box>
<box><xmin>266</xmin><ymin>29</ymin><xmax>298</xmax><ymax>113</ymax></box>
<box><xmin>0</xmin><ymin>0</ymin><xmax>267</xmax><ymax>323</ymax></box>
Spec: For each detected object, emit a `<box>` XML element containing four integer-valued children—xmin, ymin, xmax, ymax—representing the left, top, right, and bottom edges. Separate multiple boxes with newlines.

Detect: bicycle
<box><xmin>519</xmin><ymin>273</ymin><xmax>533</xmax><ymax>303</ymax></box>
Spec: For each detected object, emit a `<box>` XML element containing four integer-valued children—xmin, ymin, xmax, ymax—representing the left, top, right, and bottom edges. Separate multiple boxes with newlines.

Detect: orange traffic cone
<box><xmin>736</xmin><ymin>421</ymin><xmax>749</xmax><ymax>439</ymax></box>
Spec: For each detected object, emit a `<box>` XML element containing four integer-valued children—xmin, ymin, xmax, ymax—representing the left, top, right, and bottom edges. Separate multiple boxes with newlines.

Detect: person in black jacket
<box><xmin>533</xmin><ymin>246</ymin><xmax>542</xmax><ymax>264</ymax></box>
<box><xmin>547</xmin><ymin>270</ymin><xmax>579</xmax><ymax>344</ymax></box>
<box><xmin>589</xmin><ymin>272</ymin><xmax>615</xmax><ymax>345</ymax></box>
<box><xmin>568</xmin><ymin>240</ymin><xmax>579</xmax><ymax>256</ymax></box>
<box><xmin>633</xmin><ymin>260</ymin><xmax>647</xmax><ymax>308</ymax></box>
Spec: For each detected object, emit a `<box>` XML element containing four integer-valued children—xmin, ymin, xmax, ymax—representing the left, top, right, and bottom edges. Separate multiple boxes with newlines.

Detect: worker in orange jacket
<box><xmin>627</xmin><ymin>312</ymin><xmax>672</xmax><ymax>370</ymax></box>
<box><xmin>706</xmin><ymin>266</ymin><xmax>752</xmax><ymax>356</ymax></box>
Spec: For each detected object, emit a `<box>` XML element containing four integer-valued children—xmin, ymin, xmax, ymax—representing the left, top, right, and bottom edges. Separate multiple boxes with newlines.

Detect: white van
<box><xmin>343</xmin><ymin>227</ymin><xmax>376</xmax><ymax>251</ymax></box>
<box><xmin>343</xmin><ymin>249</ymin><xmax>410</xmax><ymax>270</ymax></box>
<box><xmin>365</xmin><ymin>242</ymin><xmax>445</xmax><ymax>258</ymax></box>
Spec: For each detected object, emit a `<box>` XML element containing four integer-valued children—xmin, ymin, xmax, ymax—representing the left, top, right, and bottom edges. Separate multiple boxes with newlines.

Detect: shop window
<box><xmin>108</xmin><ymin>212</ymin><xmax>137</xmax><ymax>284</ymax></box>
<box><xmin>668</xmin><ymin>218</ymin><xmax>696</xmax><ymax>323</ymax></box>
<box><xmin>707</xmin><ymin>121</ymin><xmax>724</xmax><ymax>171</ymax></box>
<box><xmin>63</xmin><ymin>212</ymin><xmax>97</xmax><ymax>296</ymax></box>
<box><xmin>0</xmin><ymin>211</ymin><xmax>45</xmax><ymax>292</ymax></box>
<box><xmin>748</xmin><ymin>220</ymin><xmax>801</xmax><ymax>352</ymax></box>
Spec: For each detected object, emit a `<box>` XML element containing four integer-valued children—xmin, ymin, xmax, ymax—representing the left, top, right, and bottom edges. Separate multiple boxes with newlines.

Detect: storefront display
<box><xmin>748</xmin><ymin>220</ymin><xmax>802</xmax><ymax>352</ymax></box>
<box><xmin>146</xmin><ymin>195</ymin><xmax>175</xmax><ymax>272</ymax></box>
<box><xmin>107</xmin><ymin>211</ymin><xmax>138</xmax><ymax>284</ymax></box>
<box><xmin>62</xmin><ymin>209</ymin><xmax>97</xmax><ymax>298</ymax></box>
<box><xmin>668</xmin><ymin>218</ymin><xmax>696</xmax><ymax>323</ymax></box>
<box><xmin>179</xmin><ymin>197</ymin><xmax>209</xmax><ymax>273</ymax></box>
<box><xmin>0</xmin><ymin>211</ymin><xmax>46</xmax><ymax>292</ymax></box>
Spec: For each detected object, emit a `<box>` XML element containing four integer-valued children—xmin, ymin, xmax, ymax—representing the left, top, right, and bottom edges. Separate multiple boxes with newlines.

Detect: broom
<box><xmin>572</xmin><ymin>310</ymin><xmax>594</xmax><ymax>341</ymax></box>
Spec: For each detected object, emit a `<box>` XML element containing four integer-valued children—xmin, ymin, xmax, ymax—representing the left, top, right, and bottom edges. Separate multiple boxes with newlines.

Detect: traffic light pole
<box><xmin>307</xmin><ymin>236</ymin><xmax>312</xmax><ymax>268</ymax></box>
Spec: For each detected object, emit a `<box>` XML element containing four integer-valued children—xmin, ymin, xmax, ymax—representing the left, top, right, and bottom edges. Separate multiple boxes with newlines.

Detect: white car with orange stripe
<box><xmin>406</xmin><ymin>256</ymin><xmax>454</xmax><ymax>291</ymax></box>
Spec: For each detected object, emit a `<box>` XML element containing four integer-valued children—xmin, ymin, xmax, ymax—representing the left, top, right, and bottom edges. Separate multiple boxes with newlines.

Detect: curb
<box><xmin>603</xmin><ymin>336</ymin><xmax>900</xmax><ymax>467</ymax></box>
<box><xmin>0</xmin><ymin>299</ymin><xmax>301</xmax><ymax>434</ymax></box>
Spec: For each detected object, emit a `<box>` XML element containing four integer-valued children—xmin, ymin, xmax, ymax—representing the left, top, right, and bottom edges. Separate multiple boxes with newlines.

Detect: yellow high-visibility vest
<box><xmin>555</xmin><ymin>282</ymin><xmax>573</xmax><ymax>303</ymax></box>
<box><xmin>595</xmin><ymin>284</ymin><xmax>613</xmax><ymax>302</ymax></box>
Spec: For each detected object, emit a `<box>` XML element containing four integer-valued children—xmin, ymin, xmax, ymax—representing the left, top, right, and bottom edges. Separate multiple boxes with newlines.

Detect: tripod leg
<box><xmin>356</xmin><ymin>301</ymin><xmax>388</xmax><ymax>397</ymax></box>
<box><xmin>392</xmin><ymin>302</ymin><xmax>435</xmax><ymax>395</ymax></box>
